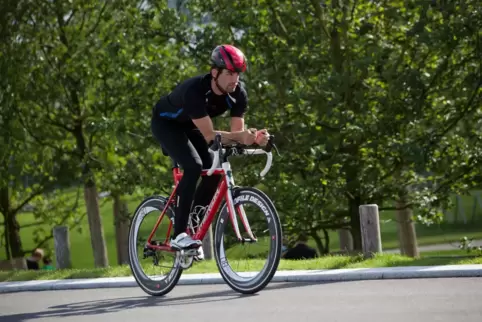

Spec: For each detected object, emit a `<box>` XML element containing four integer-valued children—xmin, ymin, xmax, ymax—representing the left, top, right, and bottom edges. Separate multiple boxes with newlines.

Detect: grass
<box><xmin>1</xmin><ymin>188</ymin><xmax>482</xmax><ymax>269</ymax></box>
<box><xmin>315</xmin><ymin>190</ymin><xmax>482</xmax><ymax>251</ymax></box>
<box><xmin>1</xmin><ymin>252</ymin><xmax>481</xmax><ymax>282</ymax></box>
<box><xmin>417</xmin><ymin>248</ymin><xmax>482</xmax><ymax>257</ymax></box>
<box><xmin>0</xmin><ymin>190</ymin><xmax>144</xmax><ymax>268</ymax></box>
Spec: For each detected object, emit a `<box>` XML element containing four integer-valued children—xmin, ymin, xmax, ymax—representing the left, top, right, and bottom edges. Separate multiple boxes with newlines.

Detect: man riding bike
<box><xmin>151</xmin><ymin>44</ymin><xmax>270</xmax><ymax>255</ymax></box>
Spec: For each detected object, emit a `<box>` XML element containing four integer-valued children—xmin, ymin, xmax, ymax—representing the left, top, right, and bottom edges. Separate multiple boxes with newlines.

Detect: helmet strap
<box><xmin>212</xmin><ymin>68</ymin><xmax>228</xmax><ymax>95</ymax></box>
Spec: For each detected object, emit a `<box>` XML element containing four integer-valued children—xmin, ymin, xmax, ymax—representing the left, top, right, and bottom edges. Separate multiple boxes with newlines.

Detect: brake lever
<box><xmin>207</xmin><ymin>133</ymin><xmax>223</xmax><ymax>176</ymax></box>
<box><xmin>265</xmin><ymin>135</ymin><xmax>281</xmax><ymax>157</ymax></box>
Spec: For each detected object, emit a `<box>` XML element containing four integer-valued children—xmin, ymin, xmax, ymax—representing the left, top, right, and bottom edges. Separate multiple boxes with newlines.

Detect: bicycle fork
<box><xmin>223</xmin><ymin>161</ymin><xmax>257</xmax><ymax>243</ymax></box>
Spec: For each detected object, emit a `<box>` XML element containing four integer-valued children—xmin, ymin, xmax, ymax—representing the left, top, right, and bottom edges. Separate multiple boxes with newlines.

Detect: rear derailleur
<box><xmin>143</xmin><ymin>241</ymin><xmax>160</xmax><ymax>266</ymax></box>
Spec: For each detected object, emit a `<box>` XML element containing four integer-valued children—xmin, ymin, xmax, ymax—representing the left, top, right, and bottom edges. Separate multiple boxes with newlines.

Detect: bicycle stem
<box><xmin>207</xmin><ymin>133</ymin><xmax>275</xmax><ymax>177</ymax></box>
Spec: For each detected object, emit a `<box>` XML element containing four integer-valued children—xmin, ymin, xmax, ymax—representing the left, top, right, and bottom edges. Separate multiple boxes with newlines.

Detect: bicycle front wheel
<box><xmin>214</xmin><ymin>187</ymin><xmax>282</xmax><ymax>294</ymax></box>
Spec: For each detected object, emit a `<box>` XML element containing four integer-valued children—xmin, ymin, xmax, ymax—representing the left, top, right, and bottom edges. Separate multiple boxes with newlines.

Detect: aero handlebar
<box><xmin>207</xmin><ymin>134</ymin><xmax>276</xmax><ymax>177</ymax></box>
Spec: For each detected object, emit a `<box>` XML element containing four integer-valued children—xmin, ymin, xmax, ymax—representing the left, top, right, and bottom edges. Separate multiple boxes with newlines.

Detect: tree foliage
<box><xmin>187</xmin><ymin>0</ymin><xmax>482</xmax><ymax>251</ymax></box>
<box><xmin>2</xmin><ymin>0</ymin><xmax>480</xmax><ymax>262</ymax></box>
<box><xmin>1</xmin><ymin>0</ymin><xmax>196</xmax><ymax>263</ymax></box>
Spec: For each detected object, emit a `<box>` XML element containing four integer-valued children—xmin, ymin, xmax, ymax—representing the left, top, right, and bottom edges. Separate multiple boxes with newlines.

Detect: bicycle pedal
<box><xmin>170</xmin><ymin>243</ymin><xmax>201</xmax><ymax>251</ymax></box>
<box><xmin>173</xmin><ymin>248</ymin><xmax>200</xmax><ymax>257</ymax></box>
<box><xmin>183</xmin><ymin>249</ymin><xmax>199</xmax><ymax>256</ymax></box>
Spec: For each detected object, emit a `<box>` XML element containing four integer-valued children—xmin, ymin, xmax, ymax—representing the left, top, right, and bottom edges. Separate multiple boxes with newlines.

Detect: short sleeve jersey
<box><xmin>154</xmin><ymin>73</ymin><xmax>248</xmax><ymax>123</ymax></box>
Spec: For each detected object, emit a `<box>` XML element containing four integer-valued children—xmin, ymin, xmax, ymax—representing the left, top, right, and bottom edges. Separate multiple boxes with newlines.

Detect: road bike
<box><xmin>128</xmin><ymin>133</ymin><xmax>283</xmax><ymax>296</ymax></box>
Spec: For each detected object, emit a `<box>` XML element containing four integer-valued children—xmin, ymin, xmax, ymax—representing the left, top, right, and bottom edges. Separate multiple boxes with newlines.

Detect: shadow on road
<box><xmin>1</xmin><ymin>281</ymin><xmax>340</xmax><ymax>321</ymax></box>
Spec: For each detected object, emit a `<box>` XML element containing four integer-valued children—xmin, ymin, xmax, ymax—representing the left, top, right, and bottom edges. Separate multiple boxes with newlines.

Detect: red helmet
<box><xmin>210</xmin><ymin>44</ymin><xmax>247</xmax><ymax>73</ymax></box>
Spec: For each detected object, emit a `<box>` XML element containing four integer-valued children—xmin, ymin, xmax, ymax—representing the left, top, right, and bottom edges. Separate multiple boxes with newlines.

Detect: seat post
<box><xmin>171</xmin><ymin>157</ymin><xmax>179</xmax><ymax>169</ymax></box>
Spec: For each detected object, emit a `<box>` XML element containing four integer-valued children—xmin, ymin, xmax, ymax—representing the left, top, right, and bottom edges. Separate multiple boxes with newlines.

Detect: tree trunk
<box><xmin>73</xmin><ymin>120</ymin><xmax>108</xmax><ymax>268</ymax></box>
<box><xmin>84</xmin><ymin>181</ymin><xmax>109</xmax><ymax>267</ymax></box>
<box><xmin>322</xmin><ymin>228</ymin><xmax>330</xmax><ymax>254</ymax></box>
<box><xmin>311</xmin><ymin>229</ymin><xmax>325</xmax><ymax>255</ymax></box>
<box><xmin>3</xmin><ymin>220</ymin><xmax>9</xmax><ymax>260</ymax></box>
<box><xmin>5</xmin><ymin>212</ymin><xmax>23</xmax><ymax>259</ymax></box>
<box><xmin>0</xmin><ymin>187</ymin><xmax>23</xmax><ymax>259</ymax></box>
<box><xmin>113</xmin><ymin>194</ymin><xmax>130</xmax><ymax>265</ymax></box>
<box><xmin>396</xmin><ymin>198</ymin><xmax>419</xmax><ymax>258</ymax></box>
<box><xmin>0</xmin><ymin>187</ymin><xmax>10</xmax><ymax>260</ymax></box>
<box><xmin>349</xmin><ymin>196</ymin><xmax>363</xmax><ymax>251</ymax></box>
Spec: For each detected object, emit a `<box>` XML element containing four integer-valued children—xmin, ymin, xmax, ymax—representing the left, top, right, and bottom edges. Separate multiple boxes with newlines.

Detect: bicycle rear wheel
<box><xmin>213</xmin><ymin>187</ymin><xmax>282</xmax><ymax>294</ymax></box>
<box><xmin>128</xmin><ymin>195</ymin><xmax>182</xmax><ymax>296</ymax></box>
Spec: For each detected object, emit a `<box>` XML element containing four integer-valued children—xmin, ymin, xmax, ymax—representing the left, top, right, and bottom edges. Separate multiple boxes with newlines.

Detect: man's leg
<box><xmin>185</xmin><ymin>127</ymin><xmax>222</xmax><ymax>260</ymax></box>
<box><xmin>186</xmin><ymin>128</ymin><xmax>222</xmax><ymax>223</ymax></box>
<box><xmin>151</xmin><ymin>117</ymin><xmax>203</xmax><ymax>248</ymax></box>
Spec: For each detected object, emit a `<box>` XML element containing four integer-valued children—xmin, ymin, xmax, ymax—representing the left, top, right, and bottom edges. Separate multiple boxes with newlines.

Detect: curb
<box><xmin>1</xmin><ymin>264</ymin><xmax>481</xmax><ymax>294</ymax></box>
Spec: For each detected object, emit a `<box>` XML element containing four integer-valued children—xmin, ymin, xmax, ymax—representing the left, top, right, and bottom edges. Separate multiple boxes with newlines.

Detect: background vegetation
<box><xmin>1</xmin><ymin>0</ymin><xmax>481</xmax><ymax>268</ymax></box>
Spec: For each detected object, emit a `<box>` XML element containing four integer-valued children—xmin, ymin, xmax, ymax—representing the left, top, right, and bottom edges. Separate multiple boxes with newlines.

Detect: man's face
<box><xmin>214</xmin><ymin>69</ymin><xmax>240</xmax><ymax>93</ymax></box>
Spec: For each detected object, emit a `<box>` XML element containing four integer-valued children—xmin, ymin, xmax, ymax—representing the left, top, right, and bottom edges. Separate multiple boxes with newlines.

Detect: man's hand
<box><xmin>242</xmin><ymin>128</ymin><xmax>257</xmax><ymax>145</ymax></box>
<box><xmin>255</xmin><ymin>129</ymin><xmax>269</xmax><ymax>146</ymax></box>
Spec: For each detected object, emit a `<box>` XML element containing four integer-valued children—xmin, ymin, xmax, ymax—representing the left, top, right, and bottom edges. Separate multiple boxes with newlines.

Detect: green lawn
<box><xmin>420</xmin><ymin>249</ymin><xmax>482</xmax><ymax>257</ymax></box>
<box><xmin>317</xmin><ymin>190</ymin><xmax>482</xmax><ymax>251</ymax></box>
<box><xmin>0</xmin><ymin>189</ymin><xmax>147</xmax><ymax>269</ymax></box>
<box><xmin>1</xmin><ymin>188</ymin><xmax>482</xmax><ymax>269</ymax></box>
<box><xmin>1</xmin><ymin>252</ymin><xmax>481</xmax><ymax>282</ymax></box>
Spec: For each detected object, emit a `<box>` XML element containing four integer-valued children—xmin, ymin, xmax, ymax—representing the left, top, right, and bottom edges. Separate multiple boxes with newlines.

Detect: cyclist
<box><xmin>151</xmin><ymin>44</ymin><xmax>270</xmax><ymax>253</ymax></box>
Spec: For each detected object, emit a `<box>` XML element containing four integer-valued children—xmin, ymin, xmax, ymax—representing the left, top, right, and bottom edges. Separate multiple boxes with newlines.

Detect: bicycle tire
<box><xmin>128</xmin><ymin>195</ymin><xmax>182</xmax><ymax>296</ymax></box>
<box><xmin>213</xmin><ymin>186</ymin><xmax>282</xmax><ymax>294</ymax></box>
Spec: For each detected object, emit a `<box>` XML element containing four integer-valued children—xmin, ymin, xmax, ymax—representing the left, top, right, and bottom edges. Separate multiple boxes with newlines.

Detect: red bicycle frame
<box><xmin>144</xmin><ymin>162</ymin><xmax>255</xmax><ymax>253</ymax></box>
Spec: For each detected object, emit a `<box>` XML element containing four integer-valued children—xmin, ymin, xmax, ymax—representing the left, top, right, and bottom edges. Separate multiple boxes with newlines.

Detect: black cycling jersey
<box><xmin>153</xmin><ymin>73</ymin><xmax>248</xmax><ymax>123</ymax></box>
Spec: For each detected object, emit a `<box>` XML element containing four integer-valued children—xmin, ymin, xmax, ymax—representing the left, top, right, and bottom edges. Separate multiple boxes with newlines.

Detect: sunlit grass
<box><xmin>1</xmin><ymin>252</ymin><xmax>481</xmax><ymax>282</ymax></box>
<box><xmin>1</xmin><ymin>188</ymin><xmax>481</xmax><ymax>269</ymax></box>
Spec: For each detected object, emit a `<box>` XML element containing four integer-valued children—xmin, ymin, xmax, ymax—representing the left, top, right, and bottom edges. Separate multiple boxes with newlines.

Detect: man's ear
<box><xmin>211</xmin><ymin>68</ymin><xmax>218</xmax><ymax>78</ymax></box>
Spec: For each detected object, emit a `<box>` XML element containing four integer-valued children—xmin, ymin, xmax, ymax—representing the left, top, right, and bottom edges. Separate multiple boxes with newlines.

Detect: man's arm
<box><xmin>230</xmin><ymin>117</ymin><xmax>245</xmax><ymax>132</ymax></box>
<box><xmin>184</xmin><ymin>86</ymin><xmax>255</xmax><ymax>145</ymax></box>
<box><xmin>192</xmin><ymin>116</ymin><xmax>254</xmax><ymax>145</ymax></box>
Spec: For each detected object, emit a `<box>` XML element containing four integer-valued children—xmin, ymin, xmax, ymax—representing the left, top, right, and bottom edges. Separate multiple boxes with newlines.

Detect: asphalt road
<box><xmin>1</xmin><ymin>278</ymin><xmax>481</xmax><ymax>322</ymax></box>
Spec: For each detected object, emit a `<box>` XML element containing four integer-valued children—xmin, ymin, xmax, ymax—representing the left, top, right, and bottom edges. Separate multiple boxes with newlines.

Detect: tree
<box><xmin>186</xmin><ymin>0</ymin><xmax>481</xmax><ymax>253</ymax></box>
<box><xmin>9</xmin><ymin>0</ymin><xmax>202</xmax><ymax>267</ymax></box>
<box><xmin>86</xmin><ymin>1</ymin><xmax>201</xmax><ymax>264</ymax></box>
<box><xmin>0</xmin><ymin>1</ymin><xmax>82</xmax><ymax>259</ymax></box>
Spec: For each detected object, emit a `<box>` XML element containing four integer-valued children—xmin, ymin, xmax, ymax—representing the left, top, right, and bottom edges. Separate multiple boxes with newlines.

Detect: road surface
<box><xmin>1</xmin><ymin>278</ymin><xmax>481</xmax><ymax>322</ymax></box>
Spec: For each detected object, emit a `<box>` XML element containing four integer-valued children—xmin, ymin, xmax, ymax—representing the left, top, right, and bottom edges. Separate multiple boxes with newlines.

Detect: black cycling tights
<box><xmin>151</xmin><ymin>116</ymin><xmax>221</xmax><ymax>238</ymax></box>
